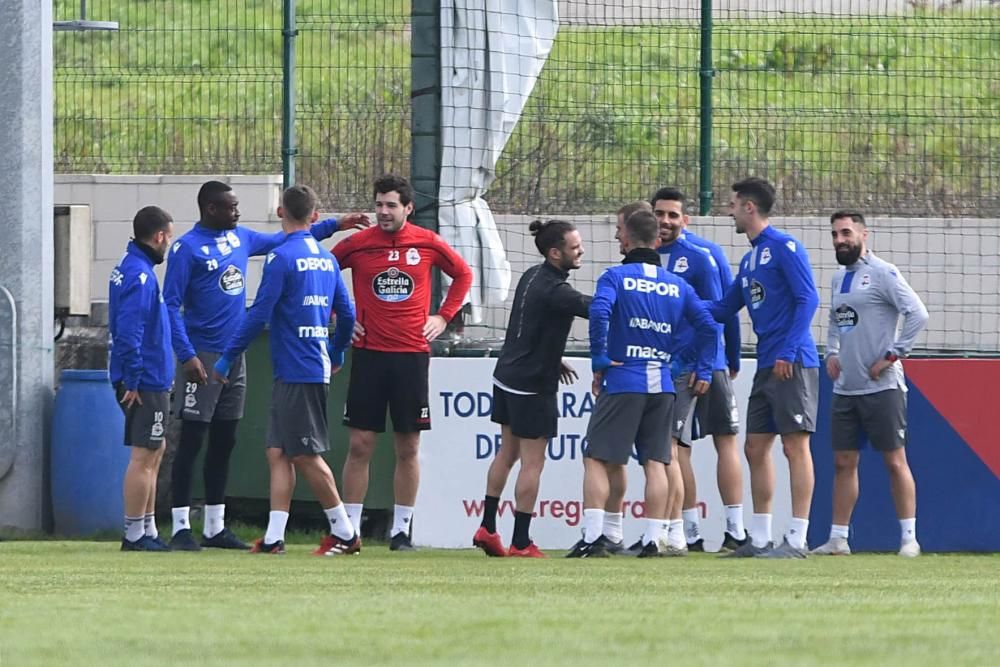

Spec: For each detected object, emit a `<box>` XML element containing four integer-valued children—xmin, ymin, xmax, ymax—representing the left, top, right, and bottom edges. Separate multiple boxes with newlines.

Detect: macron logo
<box><xmin>622</xmin><ymin>277</ymin><xmax>680</xmax><ymax>297</ymax></box>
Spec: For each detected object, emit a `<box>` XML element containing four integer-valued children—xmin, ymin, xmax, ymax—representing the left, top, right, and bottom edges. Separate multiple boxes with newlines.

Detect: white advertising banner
<box><xmin>415</xmin><ymin>357</ymin><xmax>793</xmax><ymax>551</ymax></box>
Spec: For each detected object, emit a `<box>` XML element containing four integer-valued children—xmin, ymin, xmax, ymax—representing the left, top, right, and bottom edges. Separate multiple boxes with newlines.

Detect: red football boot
<box><xmin>507</xmin><ymin>542</ymin><xmax>546</xmax><ymax>558</ymax></box>
<box><xmin>472</xmin><ymin>526</ymin><xmax>507</xmax><ymax>557</ymax></box>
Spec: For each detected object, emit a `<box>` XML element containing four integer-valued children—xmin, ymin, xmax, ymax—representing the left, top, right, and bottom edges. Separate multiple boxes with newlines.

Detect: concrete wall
<box><xmin>57</xmin><ymin>175</ymin><xmax>1000</xmax><ymax>355</ymax></box>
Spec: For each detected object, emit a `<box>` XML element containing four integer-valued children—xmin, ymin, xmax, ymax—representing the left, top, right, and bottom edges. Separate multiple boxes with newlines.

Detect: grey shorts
<box><xmin>831</xmin><ymin>388</ymin><xmax>907</xmax><ymax>452</ymax></box>
<box><xmin>585</xmin><ymin>392</ymin><xmax>674</xmax><ymax>466</ymax></box>
<box><xmin>694</xmin><ymin>370</ymin><xmax>740</xmax><ymax>438</ymax></box>
<box><xmin>671</xmin><ymin>373</ymin><xmax>699</xmax><ymax>447</ymax></box>
<box><xmin>174</xmin><ymin>350</ymin><xmax>247</xmax><ymax>423</ymax></box>
<box><xmin>115</xmin><ymin>385</ymin><xmax>170</xmax><ymax>450</ymax></box>
<box><xmin>747</xmin><ymin>363</ymin><xmax>819</xmax><ymax>435</ymax></box>
<box><xmin>266</xmin><ymin>380</ymin><xmax>330</xmax><ymax>457</ymax></box>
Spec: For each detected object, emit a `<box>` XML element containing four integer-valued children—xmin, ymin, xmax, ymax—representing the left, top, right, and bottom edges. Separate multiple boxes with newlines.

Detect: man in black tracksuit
<box><xmin>472</xmin><ymin>220</ymin><xmax>591</xmax><ymax>558</ymax></box>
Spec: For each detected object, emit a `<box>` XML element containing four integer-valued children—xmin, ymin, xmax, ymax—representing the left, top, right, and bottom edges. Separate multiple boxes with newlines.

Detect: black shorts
<box><xmin>344</xmin><ymin>348</ymin><xmax>430</xmax><ymax>433</ymax></box>
<box><xmin>585</xmin><ymin>392</ymin><xmax>674</xmax><ymax>466</ymax></box>
<box><xmin>115</xmin><ymin>384</ymin><xmax>170</xmax><ymax>450</ymax></box>
<box><xmin>267</xmin><ymin>380</ymin><xmax>330</xmax><ymax>457</ymax></box>
<box><xmin>831</xmin><ymin>389</ymin><xmax>907</xmax><ymax>452</ymax></box>
<box><xmin>491</xmin><ymin>384</ymin><xmax>558</xmax><ymax>440</ymax></box>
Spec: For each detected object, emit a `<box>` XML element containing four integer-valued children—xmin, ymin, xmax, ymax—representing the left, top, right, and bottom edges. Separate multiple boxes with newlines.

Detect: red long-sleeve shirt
<box><xmin>332</xmin><ymin>223</ymin><xmax>473</xmax><ymax>353</ymax></box>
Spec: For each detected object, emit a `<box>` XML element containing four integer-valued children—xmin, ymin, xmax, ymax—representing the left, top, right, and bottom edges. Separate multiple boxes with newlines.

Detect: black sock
<box><xmin>204</xmin><ymin>419</ymin><xmax>239</xmax><ymax>505</ymax></box>
<box><xmin>512</xmin><ymin>511</ymin><xmax>532</xmax><ymax>550</ymax></box>
<box><xmin>171</xmin><ymin>420</ymin><xmax>209</xmax><ymax>508</ymax></box>
<box><xmin>481</xmin><ymin>495</ymin><xmax>500</xmax><ymax>533</ymax></box>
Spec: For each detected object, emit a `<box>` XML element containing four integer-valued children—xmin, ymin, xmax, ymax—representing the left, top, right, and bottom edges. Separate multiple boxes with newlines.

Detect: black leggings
<box><xmin>171</xmin><ymin>419</ymin><xmax>239</xmax><ymax>507</ymax></box>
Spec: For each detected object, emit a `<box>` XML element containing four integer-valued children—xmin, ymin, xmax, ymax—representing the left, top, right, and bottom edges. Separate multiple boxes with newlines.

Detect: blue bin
<box><xmin>51</xmin><ymin>369</ymin><xmax>129</xmax><ymax>536</ymax></box>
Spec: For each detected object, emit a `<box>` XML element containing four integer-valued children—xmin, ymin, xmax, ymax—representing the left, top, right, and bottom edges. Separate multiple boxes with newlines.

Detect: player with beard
<box><xmin>472</xmin><ymin>220</ymin><xmax>590</xmax><ymax>557</ymax></box>
<box><xmin>812</xmin><ymin>211</ymin><xmax>928</xmax><ymax>557</ymax></box>
<box><xmin>709</xmin><ymin>177</ymin><xmax>820</xmax><ymax>559</ymax></box>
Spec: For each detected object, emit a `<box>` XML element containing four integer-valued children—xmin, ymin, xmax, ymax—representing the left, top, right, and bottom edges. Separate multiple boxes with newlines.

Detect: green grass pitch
<box><xmin>1</xmin><ymin>536</ymin><xmax>997</xmax><ymax>666</ymax></box>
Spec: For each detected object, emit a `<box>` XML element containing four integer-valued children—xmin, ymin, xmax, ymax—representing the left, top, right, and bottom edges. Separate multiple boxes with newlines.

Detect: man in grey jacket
<box><xmin>813</xmin><ymin>211</ymin><xmax>929</xmax><ymax>557</ymax></box>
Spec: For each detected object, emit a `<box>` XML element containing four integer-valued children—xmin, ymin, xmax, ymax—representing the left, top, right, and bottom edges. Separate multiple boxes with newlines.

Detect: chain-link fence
<box><xmin>54</xmin><ymin>1</ymin><xmax>1000</xmax><ymax>353</ymax></box>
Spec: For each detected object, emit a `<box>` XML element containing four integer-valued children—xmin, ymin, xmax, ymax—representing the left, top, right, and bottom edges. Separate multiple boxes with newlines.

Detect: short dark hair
<box><xmin>616</xmin><ymin>200</ymin><xmax>651</xmax><ymax>220</ymax></box>
<box><xmin>281</xmin><ymin>184</ymin><xmax>319</xmax><ymax>222</ymax></box>
<box><xmin>373</xmin><ymin>173</ymin><xmax>414</xmax><ymax>207</ymax></box>
<box><xmin>650</xmin><ymin>186</ymin><xmax>686</xmax><ymax>208</ymax></box>
<box><xmin>625</xmin><ymin>210</ymin><xmax>659</xmax><ymax>246</ymax></box>
<box><xmin>133</xmin><ymin>206</ymin><xmax>173</xmax><ymax>241</ymax></box>
<box><xmin>732</xmin><ymin>177</ymin><xmax>776</xmax><ymax>215</ymax></box>
<box><xmin>529</xmin><ymin>219</ymin><xmax>576</xmax><ymax>257</ymax></box>
<box><xmin>197</xmin><ymin>180</ymin><xmax>233</xmax><ymax>212</ymax></box>
<box><xmin>830</xmin><ymin>210</ymin><xmax>866</xmax><ymax>227</ymax></box>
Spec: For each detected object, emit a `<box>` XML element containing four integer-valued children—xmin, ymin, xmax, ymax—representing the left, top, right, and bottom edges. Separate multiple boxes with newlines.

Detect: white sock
<box><xmin>725</xmin><ymin>504</ymin><xmax>746</xmax><ymax>539</ymax></box>
<box><xmin>392</xmin><ymin>504</ymin><xmax>414</xmax><ymax>538</ymax></box>
<box><xmin>668</xmin><ymin>519</ymin><xmax>686</xmax><ymax>549</ymax></box>
<box><xmin>264</xmin><ymin>510</ymin><xmax>289</xmax><ymax>545</ymax></box>
<box><xmin>642</xmin><ymin>518</ymin><xmax>662</xmax><ymax>545</ymax></box>
<box><xmin>900</xmin><ymin>517</ymin><xmax>917</xmax><ymax>544</ymax></box>
<box><xmin>582</xmin><ymin>509</ymin><xmax>604</xmax><ymax>543</ymax></box>
<box><xmin>751</xmin><ymin>513</ymin><xmax>772</xmax><ymax>548</ymax></box>
<box><xmin>325</xmin><ymin>504</ymin><xmax>356</xmax><ymax>541</ymax></box>
<box><xmin>124</xmin><ymin>515</ymin><xmax>144</xmax><ymax>542</ymax></box>
<box><xmin>203</xmin><ymin>504</ymin><xmax>225</xmax><ymax>538</ymax></box>
<box><xmin>682</xmin><ymin>508</ymin><xmax>702</xmax><ymax>544</ymax></box>
<box><xmin>786</xmin><ymin>517</ymin><xmax>809</xmax><ymax>549</ymax></box>
<box><xmin>143</xmin><ymin>513</ymin><xmax>158</xmax><ymax>539</ymax></box>
<box><xmin>171</xmin><ymin>507</ymin><xmax>191</xmax><ymax>536</ymax></box>
<box><xmin>345</xmin><ymin>503</ymin><xmax>363</xmax><ymax>536</ymax></box>
<box><xmin>602</xmin><ymin>512</ymin><xmax>624</xmax><ymax>542</ymax></box>
<box><xmin>830</xmin><ymin>524</ymin><xmax>850</xmax><ymax>540</ymax></box>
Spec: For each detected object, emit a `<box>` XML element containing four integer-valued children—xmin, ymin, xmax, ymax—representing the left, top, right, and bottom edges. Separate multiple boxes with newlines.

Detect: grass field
<box><xmin>1</xmin><ymin>534</ymin><xmax>998</xmax><ymax>666</ymax></box>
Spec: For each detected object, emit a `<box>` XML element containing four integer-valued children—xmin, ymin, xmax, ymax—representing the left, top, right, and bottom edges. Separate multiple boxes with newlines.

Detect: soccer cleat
<box><xmin>635</xmin><ymin>541</ymin><xmax>663</xmax><ymax>558</ymax></box>
<box><xmin>507</xmin><ymin>542</ymin><xmax>546</xmax><ymax>558</ymax></box>
<box><xmin>121</xmin><ymin>535</ymin><xmax>170</xmax><ymax>552</ymax></box>
<box><xmin>389</xmin><ymin>531</ymin><xmax>417</xmax><ymax>552</ymax></box>
<box><xmin>599</xmin><ymin>536</ymin><xmax>626</xmax><ymax>555</ymax></box>
<box><xmin>898</xmin><ymin>541</ymin><xmax>921</xmax><ymax>558</ymax></box>
<box><xmin>472</xmin><ymin>526</ymin><xmax>507</xmax><ymax>557</ymax></box>
<box><xmin>168</xmin><ymin>528</ymin><xmax>202</xmax><ymax>552</ymax></box>
<box><xmin>687</xmin><ymin>538</ymin><xmax>705</xmax><ymax>552</ymax></box>
<box><xmin>756</xmin><ymin>538</ymin><xmax>808</xmax><ymax>559</ymax></box>
<box><xmin>201</xmin><ymin>527</ymin><xmax>250</xmax><ymax>550</ymax></box>
<box><xmin>622</xmin><ymin>539</ymin><xmax>645</xmax><ymax>557</ymax></box>
<box><xmin>250</xmin><ymin>538</ymin><xmax>286</xmax><ymax>554</ymax></box>
<box><xmin>659</xmin><ymin>543</ymin><xmax>689</xmax><ymax>557</ymax></box>
<box><xmin>720</xmin><ymin>540</ymin><xmax>773</xmax><ymax>558</ymax></box>
<box><xmin>314</xmin><ymin>533</ymin><xmax>361</xmax><ymax>556</ymax></box>
<box><xmin>720</xmin><ymin>532</ymin><xmax>750</xmax><ymax>552</ymax></box>
<box><xmin>811</xmin><ymin>537</ymin><xmax>851</xmax><ymax>556</ymax></box>
<box><xmin>565</xmin><ymin>538</ymin><xmax>609</xmax><ymax>558</ymax></box>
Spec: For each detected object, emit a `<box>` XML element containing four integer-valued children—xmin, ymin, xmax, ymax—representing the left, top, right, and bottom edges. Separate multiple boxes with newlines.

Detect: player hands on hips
<box><xmin>332</xmin><ymin>174</ymin><xmax>473</xmax><ymax>551</ymax></box>
<box><xmin>109</xmin><ymin>206</ymin><xmax>175</xmax><ymax>552</ymax></box>
<box><xmin>472</xmin><ymin>220</ymin><xmax>590</xmax><ymax>558</ymax></box>
<box><xmin>212</xmin><ymin>184</ymin><xmax>359</xmax><ymax>556</ymax></box>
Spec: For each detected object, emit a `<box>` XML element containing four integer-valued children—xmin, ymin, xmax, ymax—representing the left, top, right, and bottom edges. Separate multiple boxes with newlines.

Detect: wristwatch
<box><xmin>884</xmin><ymin>351</ymin><xmax>899</xmax><ymax>363</ymax></box>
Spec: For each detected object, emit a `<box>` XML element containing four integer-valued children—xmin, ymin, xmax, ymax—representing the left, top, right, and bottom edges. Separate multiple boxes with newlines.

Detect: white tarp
<box><xmin>439</xmin><ymin>0</ymin><xmax>559</xmax><ymax>323</ymax></box>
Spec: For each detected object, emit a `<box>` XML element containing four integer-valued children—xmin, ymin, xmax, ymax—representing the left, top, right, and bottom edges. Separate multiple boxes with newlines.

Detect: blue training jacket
<box><xmin>658</xmin><ymin>236</ymin><xmax>724</xmax><ymax>374</ymax></box>
<box><xmin>682</xmin><ymin>230</ymin><xmax>741</xmax><ymax>373</ymax></box>
<box><xmin>219</xmin><ymin>231</ymin><xmax>355</xmax><ymax>384</ymax></box>
<box><xmin>108</xmin><ymin>241</ymin><xmax>174</xmax><ymax>392</ymax></box>
<box><xmin>590</xmin><ymin>250</ymin><xmax>718</xmax><ymax>394</ymax></box>
<box><xmin>709</xmin><ymin>225</ymin><xmax>820</xmax><ymax>369</ymax></box>
<box><xmin>163</xmin><ymin>218</ymin><xmax>340</xmax><ymax>362</ymax></box>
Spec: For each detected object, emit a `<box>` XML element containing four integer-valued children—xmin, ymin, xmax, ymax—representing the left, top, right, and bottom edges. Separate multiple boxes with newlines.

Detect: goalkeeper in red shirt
<box><xmin>332</xmin><ymin>173</ymin><xmax>473</xmax><ymax>551</ymax></box>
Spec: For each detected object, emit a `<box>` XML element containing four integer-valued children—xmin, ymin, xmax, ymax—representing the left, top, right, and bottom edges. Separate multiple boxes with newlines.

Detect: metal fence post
<box><xmin>698</xmin><ymin>0</ymin><xmax>714</xmax><ymax>216</ymax></box>
<box><xmin>411</xmin><ymin>0</ymin><xmax>441</xmax><ymax>307</ymax></box>
<box><xmin>281</xmin><ymin>0</ymin><xmax>297</xmax><ymax>190</ymax></box>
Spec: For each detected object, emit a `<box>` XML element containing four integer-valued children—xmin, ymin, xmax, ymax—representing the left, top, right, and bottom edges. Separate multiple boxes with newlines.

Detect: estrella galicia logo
<box><xmin>749</xmin><ymin>279</ymin><xmax>765</xmax><ymax>309</ymax></box>
<box><xmin>373</xmin><ymin>267</ymin><xmax>414</xmax><ymax>302</ymax></box>
<box><xmin>835</xmin><ymin>304</ymin><xmax>859</xmax><ymax>332</ymax></box>
<box><xmin>219</xmin><ymin>265</ymin><xmax>245</xmax><ymax>296</ymax></box>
